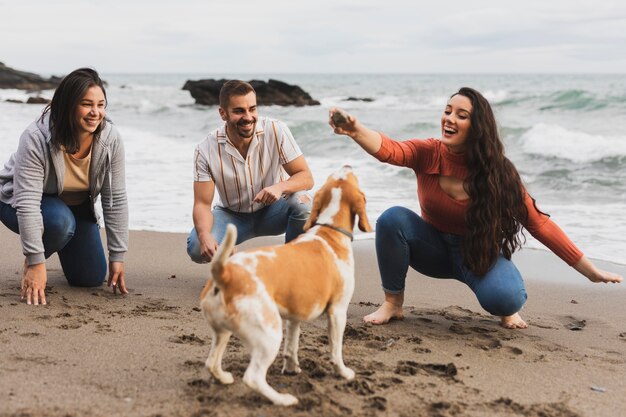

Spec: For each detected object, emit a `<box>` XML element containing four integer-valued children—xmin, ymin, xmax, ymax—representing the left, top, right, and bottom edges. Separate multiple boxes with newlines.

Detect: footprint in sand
<box><xmin>187</xmin><ymin>378</ymin><xmax>211</xmax><ymax>388</ymax></box>
<box><xmin>449</xmin><ymin>324</ymin><xmax>471</xmax><ymax>335</ymax></box>
<box><xmin>378</xmin><ymin>376</ymin><xmax>404</xmax><ymax>389</ymax></box>
<box><xmin>564</xmin><ymin>316</ymin><xmax>586</xmax><ymax>331</ymax></box>
<box><xmin>299</xmin><ymin>358</ymin><xmax>330</xmax><ymax>379</ymax></box>
<box><xmin>478</xmin><ymin>339</ymin><xmax>502</xmax><ymax>351</ymax></box>
<box><xmin>58</xmin><ymin>323</ymin><xmax>82</xmax><ymax>330</ymax></box>
<box><xmin>394</xmin><ymin>360</ymin><xmax>458</xmax><ymax>379</ymax></box>
<box><xmin>95</xmin><ymin>323</ymin><xmax>113</xmax><ymax>334</ymax></box>
<box><xmin>340</xmin><ymin>379</ymin><xmax>375</xmax><ymax>396</ymax></box>
<box><xmin>366</xmin><ymin>396</ymin><xmax>387</xmax><ymax>411</ymax></box>
<box><xmin>343</xmin><ymin>324</ymin><xmax>374</xmax><ymax>340</ymax></box>
<box><xmin>170</xmin><ymin>333</ymin><xmax>205</xmax><ymax>345</ymax></box>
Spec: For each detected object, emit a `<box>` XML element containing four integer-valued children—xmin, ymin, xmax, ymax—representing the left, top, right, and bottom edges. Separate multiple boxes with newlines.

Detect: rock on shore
<box><xmin>182</xmin><ymin>78</ymin><xmax>320</xmax><ymax>106</ymax></box>
<box><xmin>0</xmin><ymin>62</ymin><xmax>61</xmax><ymax>90</ymax></box>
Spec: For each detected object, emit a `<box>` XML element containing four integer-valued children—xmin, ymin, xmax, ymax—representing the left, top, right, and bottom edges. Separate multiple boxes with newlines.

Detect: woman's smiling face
<box><xmin>74</xmin><ymin>85</ymin><xmax>106</xmax><ymax>137</ymax></box>
<box><xmin>441</xmin><ymin>94</ymin><xmax>472</xmax><ymax>153</ymax></box>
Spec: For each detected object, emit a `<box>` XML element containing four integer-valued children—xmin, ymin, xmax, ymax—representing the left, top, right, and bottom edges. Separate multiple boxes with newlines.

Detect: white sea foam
<box><xmin>520</xmin><ymin>123</ymin><xmax>626</xmax><ymax>162</ymax></box>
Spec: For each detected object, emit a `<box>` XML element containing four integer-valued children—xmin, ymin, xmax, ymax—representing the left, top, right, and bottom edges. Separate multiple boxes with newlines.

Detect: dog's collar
<box><xmin>314</xmin><ymin>223</ymin><xmax>353</xmax><ymax>241</ymax></box>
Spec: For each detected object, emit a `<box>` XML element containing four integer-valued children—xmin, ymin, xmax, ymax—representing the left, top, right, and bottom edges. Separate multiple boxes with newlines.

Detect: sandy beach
<box><xmin>1</xmin><ymin>229</ymin><xmax>625</xmax><ymax>417</ymax></box>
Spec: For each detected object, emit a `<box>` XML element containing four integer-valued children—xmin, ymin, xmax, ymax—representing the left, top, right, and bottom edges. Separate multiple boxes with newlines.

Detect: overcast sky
<box><xmin>2</xmin><ymin>0</ymin><xmax>626</xmax><ymax>75</ymax></box>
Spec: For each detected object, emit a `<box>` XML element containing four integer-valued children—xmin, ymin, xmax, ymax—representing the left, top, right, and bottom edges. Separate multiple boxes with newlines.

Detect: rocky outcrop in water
<box><xmin>0</xmin><ymin>62</ymin><xmax>61</xmax><ymax>90</ymax></box>
<box><xmin>182</xmin><ymin>78</ymin><xmax>320</xmax><ymax>106</ymax></box>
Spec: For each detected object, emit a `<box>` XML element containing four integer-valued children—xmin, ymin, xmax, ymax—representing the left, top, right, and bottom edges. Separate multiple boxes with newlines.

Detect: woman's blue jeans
<box><xmin>0</xmin><ymin>195</ymin><xmax>107</xmax><ymax>287</ymax></box>
<box><xmin>376</xmin><ymin>206</ymin><xmax>527</xmax><ymax>316</ymax></box>
<box><xmin>187</xmin><ymin>191</ymin><xmax>312</xmax><ymax>263</ymax></box>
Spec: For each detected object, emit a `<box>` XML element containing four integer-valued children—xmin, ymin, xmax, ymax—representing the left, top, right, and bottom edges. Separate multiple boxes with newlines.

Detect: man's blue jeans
<box><xmin>376</xmin><ymin>206</ymin><xmax>527</xmax><ymax>316</ymax></box>
<box><xmin>0</xmin><ymin>195</ymin><xmax>107</xmax><ymax>287</ymax></box>
<box><xmin>187</xmin><ymin>191</ymin><xmax>312</xmax><ymax>263</ymax></box>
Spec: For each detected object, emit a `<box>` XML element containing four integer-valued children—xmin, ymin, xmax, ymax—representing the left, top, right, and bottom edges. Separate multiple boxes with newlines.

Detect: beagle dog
<box><xmin>199</xmin><ymin>166</ymin><xmax>372</xmax><ymax>406</ymax></box>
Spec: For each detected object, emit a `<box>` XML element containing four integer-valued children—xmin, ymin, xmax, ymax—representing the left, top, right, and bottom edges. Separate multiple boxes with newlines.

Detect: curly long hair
<box><xmin>455</xmin><ymin>87</ymin><xmax>535</xmax><ymax>276</ymax></box>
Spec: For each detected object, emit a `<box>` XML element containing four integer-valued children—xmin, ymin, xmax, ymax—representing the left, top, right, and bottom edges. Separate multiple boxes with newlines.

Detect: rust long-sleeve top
<box><xmin>373</xmin><ymin>134</ymin><xmax>583</xmax><ymax>266</ymax></box>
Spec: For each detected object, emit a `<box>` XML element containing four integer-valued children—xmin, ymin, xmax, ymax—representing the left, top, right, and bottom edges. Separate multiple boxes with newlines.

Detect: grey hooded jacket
<box><xmin>0</xmin><ymin>114</ymin><xmax>128</xmax><ymax>265</ymax></box>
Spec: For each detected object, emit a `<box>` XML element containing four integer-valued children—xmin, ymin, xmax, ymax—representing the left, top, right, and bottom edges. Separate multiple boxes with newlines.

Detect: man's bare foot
<box><xmin>500</xmin><ymin>312</ymin><xmax>527</xmax><ymax>329</ymax></box>
<box><xmin>363</xmin><ymin>301</ymin><xmax>404</xmax><ymax>325</ymax></box>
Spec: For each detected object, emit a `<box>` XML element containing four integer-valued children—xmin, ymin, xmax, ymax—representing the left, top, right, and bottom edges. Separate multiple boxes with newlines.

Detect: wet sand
<box><xmin>1</xmin><ymin>229</ymin><xmax>625</xmax><ymax>417</ymax></box>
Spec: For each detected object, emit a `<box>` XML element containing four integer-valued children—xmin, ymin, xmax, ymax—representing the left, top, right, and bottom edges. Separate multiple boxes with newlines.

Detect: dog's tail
<box><xmin>211</xmin><ymin>224</ymin><xmax>237</xmax><ymax>284</ymax></box>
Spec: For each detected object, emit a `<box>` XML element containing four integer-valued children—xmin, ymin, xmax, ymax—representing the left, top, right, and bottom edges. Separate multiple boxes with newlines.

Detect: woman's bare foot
<box><xmin>500</xmin><ymin>312</ymin><xmax>528</xmax><ymax>329</ymax></box>
<box><xmin>363</xmin><ymin>301</ymin><xmax>404</xmax><ymax>325</ymax></box>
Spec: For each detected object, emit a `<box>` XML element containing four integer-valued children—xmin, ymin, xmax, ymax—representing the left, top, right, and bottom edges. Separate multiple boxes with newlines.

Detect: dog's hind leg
<box><xmin>282</xmin><ymin>319</ymin><xmax>302</xmax><ymax>374</ymax></box>
<box><xmin>327</xmin><ymin>308</ymin><xmax>355</xmax><ymax>380</ymax></box>
<box><xmin>205</xmin><ymin>328</ymin><xmax>234</xmax><ymax>384</ymax></box>
<box><xmin>242</xmin><ymin>319</ymin><xmax>298</xmax><ymax>406</ymax></box>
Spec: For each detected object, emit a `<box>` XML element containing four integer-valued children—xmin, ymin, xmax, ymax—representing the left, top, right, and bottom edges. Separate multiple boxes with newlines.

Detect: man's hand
<box><xmin>200</xmin><ymin>233</ymin><xmax>219</xmax><ymax>262</ymax></box>
<box><xmin>21</xmin><ymin>262</ymin><xmax>47</xmax><ymax>305</ymax></box>
<box><xmin>253</xmin><ymin>184</ymin><xmax>284</xmax><ymax>206</ymax></box>
<box><xmin>108</xmin><ymin>261</ymin><xmax>128</xmax><ymax>294</ymax></box>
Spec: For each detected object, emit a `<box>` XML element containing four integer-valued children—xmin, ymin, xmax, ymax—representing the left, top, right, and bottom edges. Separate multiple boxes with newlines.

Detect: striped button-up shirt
<box><xmin>193</xmin><ymin>117</ymin><xmax>303</xmax><ymax>213</ymax></box>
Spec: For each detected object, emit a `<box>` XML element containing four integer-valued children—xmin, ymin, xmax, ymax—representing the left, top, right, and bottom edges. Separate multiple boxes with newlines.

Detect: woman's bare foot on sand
<box><xmin>500</xmin><ymin>312</ymin><xmax>527</xmax><ymax>329</ymax></box>
<box><xmin>363</xmin><ymin>301</ymin><xmax>404</xmax><ymax>325</ymax></box>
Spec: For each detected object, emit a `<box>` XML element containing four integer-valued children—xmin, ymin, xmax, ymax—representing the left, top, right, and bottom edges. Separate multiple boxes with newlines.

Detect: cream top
<box><xmin>60</xmin><ymin>145</ymin><xmax>92</xmax><ymax>206</ymax></box>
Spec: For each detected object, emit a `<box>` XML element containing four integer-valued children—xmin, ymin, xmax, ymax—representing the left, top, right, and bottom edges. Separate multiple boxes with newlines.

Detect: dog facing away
<box><xmin>199</xmin><ymin>166</ymin><xmax>372</xmax><ymax>406</ymax></box>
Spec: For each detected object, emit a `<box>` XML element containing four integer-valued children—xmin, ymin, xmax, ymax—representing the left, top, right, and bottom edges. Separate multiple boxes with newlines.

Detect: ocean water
<box><xmin>1</xmin><ymin>74</ymin><xmax>624</xmax><ymax>265</ymax></box>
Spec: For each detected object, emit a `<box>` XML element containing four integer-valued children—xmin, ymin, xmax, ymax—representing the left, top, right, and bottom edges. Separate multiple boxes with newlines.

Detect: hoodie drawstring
<box><xmin>107</xmin><ymin>148</ymin><xmax>112</xmax><ymax>209</ymax></box>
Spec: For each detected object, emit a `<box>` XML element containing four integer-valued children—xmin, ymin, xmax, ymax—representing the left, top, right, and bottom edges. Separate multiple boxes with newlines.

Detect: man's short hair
<box><xmin>219</xmin><ymin>80</ymin><xmax>256</xmax><ymax>109</ymax></box>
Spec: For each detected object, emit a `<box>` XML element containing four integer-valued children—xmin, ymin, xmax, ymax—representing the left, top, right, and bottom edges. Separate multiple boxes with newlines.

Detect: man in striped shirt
<box><xmin>187</xmin><ymin>80</ymin><xmax>314</xmax><ymax>263</ymax></box>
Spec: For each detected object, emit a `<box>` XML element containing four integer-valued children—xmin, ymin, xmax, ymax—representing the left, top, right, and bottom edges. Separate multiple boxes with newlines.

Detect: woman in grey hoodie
<box><xmin>0</xmin><ymin>68</ymin><xmax>129</xmax><ymax>305</ymax></box>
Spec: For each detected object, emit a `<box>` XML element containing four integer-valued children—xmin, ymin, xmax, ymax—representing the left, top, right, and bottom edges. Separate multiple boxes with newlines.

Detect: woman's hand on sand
<box><xmin>573</xmin><ymin>256</ymin><xmax>623</xmax><ymax>284</ymax></box>
<box><xmin>587</xmin><ymin>269</ymin><xmax>623</xmax><ymax>284</ymax></box>
<box><xmin>108</xmin><ymin>261</ymin><xmax>128</xmax><ymax>295</ymax></box>
<box><xmin>21</xmin><ymin>263</ymin><xmax>47</xmax><ymax>305</ymax></box>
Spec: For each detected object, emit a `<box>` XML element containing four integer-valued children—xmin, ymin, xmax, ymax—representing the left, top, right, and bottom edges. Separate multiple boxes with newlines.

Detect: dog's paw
<box><xmin>340</xmin><ymin>367</ymin><xmax>356</xmax><ymax>380</ymax></box>
<box><xmin>273</xmin><ymin>393</ymin><xmax>299</xmax><ymax>406</ymax></box>
<box><xmin>281</xmin><ymin>361</ymin><xmax>302</xmax><ymax>375</ymax></box>
<box><xmin>218</xmin><ymin>371</ymin><xmax>234</xmax><ymax>384</ymax></box>
<box><xmin>213</xmin><ymin>371</ymin><xmax>234</xmax><ymax>384</ymax></box>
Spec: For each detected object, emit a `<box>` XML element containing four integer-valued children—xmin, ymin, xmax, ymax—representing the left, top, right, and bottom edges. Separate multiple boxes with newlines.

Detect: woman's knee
<box><xmin>478</xmin><ymin>288</ymin><xmax>527</xmax><ymax>316</ymax></box>
<box><xmin>41</xmin><ymin>198</ymin><xmax>76</xmax><ymax>244</ymax></box>
<box><xmin>474</xmin><ymin>261</ymin><xmax>527</xmax><ymax>316</ymax></box>
<box><xmin>376</xmin><ymin>206</ymin><xmax>415</xmax><ymax>237</ymax></box>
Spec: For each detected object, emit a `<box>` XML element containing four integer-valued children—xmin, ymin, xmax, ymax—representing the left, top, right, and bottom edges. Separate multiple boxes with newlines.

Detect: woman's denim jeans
<box><xmin>376</xmin><ymin>206</ymin><xmax>527</xmax><ymax>316</ymax></box>
<box><xmin>187</xmin><ymin>191</ymin><xmax>311</xmax><ymax>263</ymax></box>
<box><xmin>0</xmin><ymin>195</ymin><xmax>107</xmax><ymax>287</ymax></box>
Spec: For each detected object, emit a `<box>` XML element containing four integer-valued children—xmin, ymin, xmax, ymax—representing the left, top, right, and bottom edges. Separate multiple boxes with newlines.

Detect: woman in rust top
<box><xmin>329</xmin><ymin>87</ymin><xmax>622</xmax><ymax>329</ymax></box>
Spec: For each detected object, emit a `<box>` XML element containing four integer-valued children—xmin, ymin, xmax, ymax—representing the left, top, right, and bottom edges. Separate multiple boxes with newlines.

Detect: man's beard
<box><xmin>232</xmin><ymin>118</ymin><xmax>256</xmax><ymax>139</ymax></box>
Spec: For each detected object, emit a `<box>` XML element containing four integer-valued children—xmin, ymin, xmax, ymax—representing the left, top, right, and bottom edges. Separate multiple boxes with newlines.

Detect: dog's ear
<box><xmin>303</xmin><ymin>190</ymin><xmax>322</xmax><ymax>231</ymax></box>
<box><xmin>356</xmin><ymin>193</ymin><xmax>373</xmax><ymax>232</ymax></box>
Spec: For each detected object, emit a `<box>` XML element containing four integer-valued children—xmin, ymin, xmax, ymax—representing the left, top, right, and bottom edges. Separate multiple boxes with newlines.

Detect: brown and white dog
<box><xmin>199</xmin><ymin>166</ymin><xmax>372</xmax><ymax>406</ymax></box>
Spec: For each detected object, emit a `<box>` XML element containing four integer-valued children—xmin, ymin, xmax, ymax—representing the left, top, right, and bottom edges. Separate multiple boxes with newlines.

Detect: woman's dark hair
<box><xmin>454</xmin><ymin>87</ymin><xmax>541</xmax><ymax>276</ymax></box>
<box><xmin>41</xmin><ymin>68</ymin><xmax>107</xmax><ymax>153</ymax></box>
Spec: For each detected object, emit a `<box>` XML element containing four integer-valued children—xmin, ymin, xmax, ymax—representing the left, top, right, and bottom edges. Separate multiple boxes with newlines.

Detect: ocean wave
<box><xmin>539</xmin><ymin>90</ymin><xmax>605</xmax><ymax>111</ymax></box>
<box><xmin>519</xmin><ymin>123</ymin><xmax>626</xmax><ymax>163</ymax></box>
